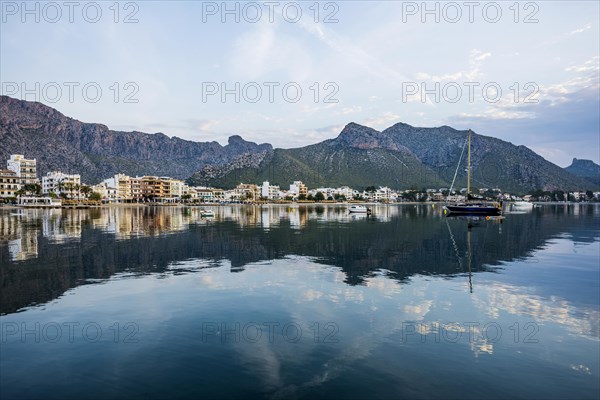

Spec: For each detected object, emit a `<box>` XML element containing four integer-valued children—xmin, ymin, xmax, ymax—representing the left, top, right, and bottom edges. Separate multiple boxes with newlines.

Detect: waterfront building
<box><xmin>41</xmin><ymin>171</ymin><xmax>81</xmax><ymax>197</ymax></box>
<box><xmin>192</xmin><ymin>187</ymin><xmax>224</xmax><ymax>202</ymax></box>
<box><xmin>234</xmin><ymin>183</ymin><xmax>260</xmax><ymax>201</ymax></box>
<box><xmin>0</xmin><ymin>169</ymin><xmax>20</xmax><ymax>198</ymax></box>
<box><xmin>16</xmin><ymin>196</ymin><xmax>62</xmax><ymax>207</ymax></box>
<box><xmin>315</xmin><ymin>187</ymin><xmax>335</xmax><ymax>199</ymax></box>
<box><xmin>261</xmin><ymin>181</ymin><xmax>280</xmax><ymax>200</ymax></box>
<box><xmin>7</xmin><ymin>154</ymin><xmax>38</xmax><ymax>185</ymax></box>
<box><xmin>335</xmin><ymin>186</ymin><xmax>354</xmax><ymax>200</ymax></box>
<box><xmin>91</xmin><ymin>182</ymin><xmax>119</xmax><ymax>202</ymax></box>
<box><xmin>169</xmin><ymin>179</ymin><xmax>186</xmax><ymax>198</ymax></box>
<box><xmin>289</xmin><ymin>181</ymin><xmax>308</xmax><ymax>198</ymax></box>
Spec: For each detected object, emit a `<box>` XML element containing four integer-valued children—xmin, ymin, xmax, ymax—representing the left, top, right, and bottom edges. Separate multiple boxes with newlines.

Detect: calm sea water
<box><xmin>1</xmin><ymin>204</ymin><xmax>599</xmax><ymax>399</ymax></box>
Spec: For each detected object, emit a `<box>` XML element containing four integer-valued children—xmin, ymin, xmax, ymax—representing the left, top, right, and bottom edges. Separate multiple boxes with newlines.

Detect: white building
<box><xmin>365</xmin><ymin>186</ymin><xmax>394</xmax><ymax>202</ymax></box>
<box><xmin>261</xmin><ymin>181</ymin><xmax>280</xmax><ymax>200</ymax></box>
<box><xmin>335</xmin><ymin>186</ymin><xmax>354</xmax><ymax>200</ymax></box>
<box><xmin>289</xmin><ymin>181</ymin><xmax>307</xmax><ymax>198</ymax></box>
<box><xmin>7</xmin><ymin>154</ymin><xmax>38</xmax><ymax>185</ymax></box>
<box><xmin>91</xmin><ymin>182</ymin><xmax>118</xmax><ymax>201</ymax></box>
<box><xmin>315</xmin><ymin>187</ymin><xmax>335</xmax><ymax>199</ymax></box>
<box><xmin>169</xmin><ymin>179</ymin><xmax>185</xmax><ymax>198</ymax></box>
<box><xmin>42</xmin><ymin>171</ymin><xmax>81</xmax><ymax>197</ymax></box>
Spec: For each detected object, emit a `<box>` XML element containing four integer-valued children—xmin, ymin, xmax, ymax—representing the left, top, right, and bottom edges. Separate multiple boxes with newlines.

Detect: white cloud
<box><xmin>565</xmin><ymin>56</ymin><xmax>600</xmax><ymax>73</ymax></box>
<box><xmin>570</xmin><ymin>24</ymin><xmax>592</xmax><ymax>35</ymax></box>
<box><xmin>228</xmin><ymin>21</ymin><xmax>314</xmax><ymax>81</ymax></box>
<box><xmin>187</xmin><ymin>118</ymin><xmax>220</xmax><ymax>132</ymax></box>
<box><xmin>362</xmin><ymin>112</ymin><xmax>401</xmax><ymax>128</ymax></box>
<box><xmin>295</xmin><ymin>17</ymin><xmax>411</xmax><ymax>85</ymax></box>
<box><xmin>413</xmin><ymin>49</ymin><xmax>491</xmax><ymax>82</ymax></box>
<box><xmin>339</xmin><ymin>106</ymin><xmax>362</xmax><ymax>115</ymax></box>
<box><xmin>528</xmin><ymin>146</ymin><xmax>572</xmax><ymax>164</ymax></box>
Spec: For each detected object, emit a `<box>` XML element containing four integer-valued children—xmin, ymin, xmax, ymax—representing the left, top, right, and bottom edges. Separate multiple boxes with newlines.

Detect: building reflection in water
<box><xmin>0</xmin><ymin>204</ymin><xmax>599</xmax><ymax>320</ymax></box>
<box><xmin>1</xmin><ymin>212</ymin><xmax>38</xmax><ymax>261</ymax></box>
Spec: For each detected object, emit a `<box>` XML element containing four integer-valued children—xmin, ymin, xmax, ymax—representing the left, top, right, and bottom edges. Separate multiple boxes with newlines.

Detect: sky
<box><xmin>1</xmin><ymin>0</ymin><xmax>598</xmax><ymax>167</ymax></box>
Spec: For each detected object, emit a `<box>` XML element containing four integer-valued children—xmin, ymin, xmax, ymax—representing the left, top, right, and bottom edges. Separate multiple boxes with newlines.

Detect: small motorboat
<box><xmin>349</xmin><ymin>205</ymin><xmax>371</xmax><ymax>214</ymax></box>
<box><xmin>200</xmin><ymin>209</ymin><xmax>215</xmax><ymax>217</ymax></box>
<box><xmin>512</xmin><ymin>201</ymin><xmax>533</xmax><ymax>210</ymax></box>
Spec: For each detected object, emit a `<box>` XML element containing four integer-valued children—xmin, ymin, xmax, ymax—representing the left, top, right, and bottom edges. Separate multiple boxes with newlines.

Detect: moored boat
<box><xmin>200</xmin><ymin>208</ymin><xmax>215</xmax><ymax>217</ymax></box>
<box><xmin>512</xmin><ymin>201</ymin><xmax>533</xmax><ymax>210</ymax></box>
<box><xmin>444</xmin><ymin>129</ymin><xmax>502</xmax><ymax>216</ymax></box>
<box><xmin>348</xmin><ymin>205</ymin><xmax>371</xmax><ymax>214</ymax></box>
<box><xmin>446</xmin><ymin>203</ymin><xmax>501</xmax><ymax>215</ymax></box>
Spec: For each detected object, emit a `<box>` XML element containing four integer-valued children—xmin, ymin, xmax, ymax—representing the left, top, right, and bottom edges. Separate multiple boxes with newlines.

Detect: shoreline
<box><xmin>1</xmin><ymin>201</ymin><xmax>598</xmax><ymax>211</ymax></box>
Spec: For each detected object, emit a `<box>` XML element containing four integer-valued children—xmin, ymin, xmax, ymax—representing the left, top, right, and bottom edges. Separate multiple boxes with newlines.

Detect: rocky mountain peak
<box><xmin>568</xmin><ymin>158</ymin><xmax>598</xmax><ymax>169</ymax></box>
<box><xmin>226</xmin><ymin>135</ymin><xmax>272</xmax><ymax>153</ymax></box>
<box><xmin>565</xmin><ymin>158</ymin><xmax>600</xmax><ymax>181</ymax></box>
<box><xmin>335</xmin><ymin>123</ymin><xmax>383</xmax><ymax>149</ymax></box>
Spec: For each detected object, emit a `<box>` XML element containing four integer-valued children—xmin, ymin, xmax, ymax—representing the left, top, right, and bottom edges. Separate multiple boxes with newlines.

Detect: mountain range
<box><xmin>189</xmin><ymin>122</ymin><xmax>597</xmax><ymax>193</ymax></box>
<box><xmin>0</xmin><ymin>96</ymin><xmax>271</xmax><ymax>183</ymax></box>
<box><xmin>1</xmin><ymin>95</ymin><xmax>597</xmax><ymax>193</ymax></box>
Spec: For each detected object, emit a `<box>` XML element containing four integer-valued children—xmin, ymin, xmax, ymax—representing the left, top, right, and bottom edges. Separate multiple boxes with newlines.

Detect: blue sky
<box><xmin>1</xmin><ymin>1</ymin><xmax>598</xmax><ymax>166</ymax></box>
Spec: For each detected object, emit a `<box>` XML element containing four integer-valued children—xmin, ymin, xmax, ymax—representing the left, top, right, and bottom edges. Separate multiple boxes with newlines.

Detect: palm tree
<box><xmin>62</xmin><ymin>182</ymin><xmax>74</xmax><ymax>199</ymax></box>
<box><xmin>57</xmin><ymin>181</ymin><xmax>65</xmax><ymax>197</ymax></box>
<box><xmin>80</xmin><ymin>185</ymin><xmax>92</xmax><ymax>199</ymax></box>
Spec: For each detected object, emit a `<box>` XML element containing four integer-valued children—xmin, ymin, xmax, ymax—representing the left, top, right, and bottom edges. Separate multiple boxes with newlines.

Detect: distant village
<box><xmin>1</xmin><ymin>154</ymin><xmax>599</xmax><ymax>206</ymax></box>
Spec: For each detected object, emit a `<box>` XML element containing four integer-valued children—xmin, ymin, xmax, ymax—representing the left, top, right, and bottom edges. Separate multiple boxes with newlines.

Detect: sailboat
<box><xmin>445</xmin><ymin>130</ymin><xmax>502</xmax><ymax>216</ymax></box>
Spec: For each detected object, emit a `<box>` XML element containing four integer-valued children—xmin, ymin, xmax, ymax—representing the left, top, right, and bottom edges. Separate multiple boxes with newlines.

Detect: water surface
<box><xmin>1</xmin><ymin>204</ymin><xmax>599</xmax><ymax>399</ymax></box>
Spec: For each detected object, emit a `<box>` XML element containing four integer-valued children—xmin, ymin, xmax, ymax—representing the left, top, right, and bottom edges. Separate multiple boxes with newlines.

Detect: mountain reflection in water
<box><xmin>1</xmin><ymin>204</ymin><xmax>598</xmax><ymax>315</ymax></box>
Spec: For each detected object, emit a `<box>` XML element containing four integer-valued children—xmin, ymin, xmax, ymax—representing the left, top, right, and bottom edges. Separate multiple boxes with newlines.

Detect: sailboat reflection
<box><xmin>445</xmin><ymin>215</ymin><xmax>504</xmax><ymax>293</ymax></box>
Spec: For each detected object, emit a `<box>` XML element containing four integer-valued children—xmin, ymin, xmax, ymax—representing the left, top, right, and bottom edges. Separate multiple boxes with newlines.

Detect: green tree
<box><xmin>307</xmin><ymin>194</ymin><xmax>315</xmax><ymax>201</ymax></box>
<box><xmin>89</xmin><ymin>192</ymin><xmax>102</xmax><ymax>201</ymax></box>
<box><xmin>552</xmin><ymin>191</ymin><xmax>565</xmax><ymax>201</ymax></box>
<box><xmin>298</xmin><ymin>193</ymin><xmax>307</xmax><ymax>201</ymax></box>
<box><xmin>365</xmin><ymin>186</ymin><xmax>376</xmax><ymax>193</ymax></box>
<box><xmin>62</xmin><ymin>182</ymin><xmax>75</xmax><ymax>199</ymax></box>
<box><xmin>403</xmin><ymin>191</ymin><xmax>417</xmax><ymax>202</ymax></box>
<box><xmin>315</xmin><ymin>192</ymin><xmax>325</xmax><ymax>201</ymax></box>
<box><xmin>80</xmin><ymin>185</ymin><xmax>92</xmax><ymax>198</ymax></box>
<box><xmin>586</xmin><ymin>190</ymin><xmax>594</xmax><ymax>200</ymax></box>
<box><xmin>20</xmin><ymin>183</ymin><xmax>41</xmax><ymax>196</ymax></box>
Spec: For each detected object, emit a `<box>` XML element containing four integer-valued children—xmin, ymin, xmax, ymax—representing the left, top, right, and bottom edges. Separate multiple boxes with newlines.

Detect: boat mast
<box><xmin>467</xmin><ymin>129</ymin><xmax>471</xmax><ymax>198</ymax></box>
<box><xmin>468</xmin><ymin>225</ymin><xmax>473</xmax><ymax>293</ymax></box>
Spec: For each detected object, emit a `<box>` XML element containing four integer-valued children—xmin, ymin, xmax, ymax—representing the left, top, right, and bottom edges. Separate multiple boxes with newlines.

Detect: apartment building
<box><xmin>41</xmin><ymin>171</ymin><xmax>81</xmax><ymax>196</ymax></box>
<box><xmin>261</xmin><ymin>181</ymin><xmax>280</xmax><ymax>200</ymax></box>
<box><xmin>0</xmin><ymin>169</ymin><xmax>20</xmax><ymax>198</ymax></box>
<box><xmin>96</xmin><ymin>175</ymin><xmax>185</xmax><ymax>201</ymax></box>
<box><xmin>234</xmin><ymin>183</ymin><xmax>260</xmax><ymax>201</ymax></box>
<box><xmin>7</xmin><ymin>154</ymin><xmax>38</xmax><ymax>185</ymax></box>
<box><xmin>289</xmin><ymin>181</ymin><xmax>308</xmax><ymax>198</ymax></box>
